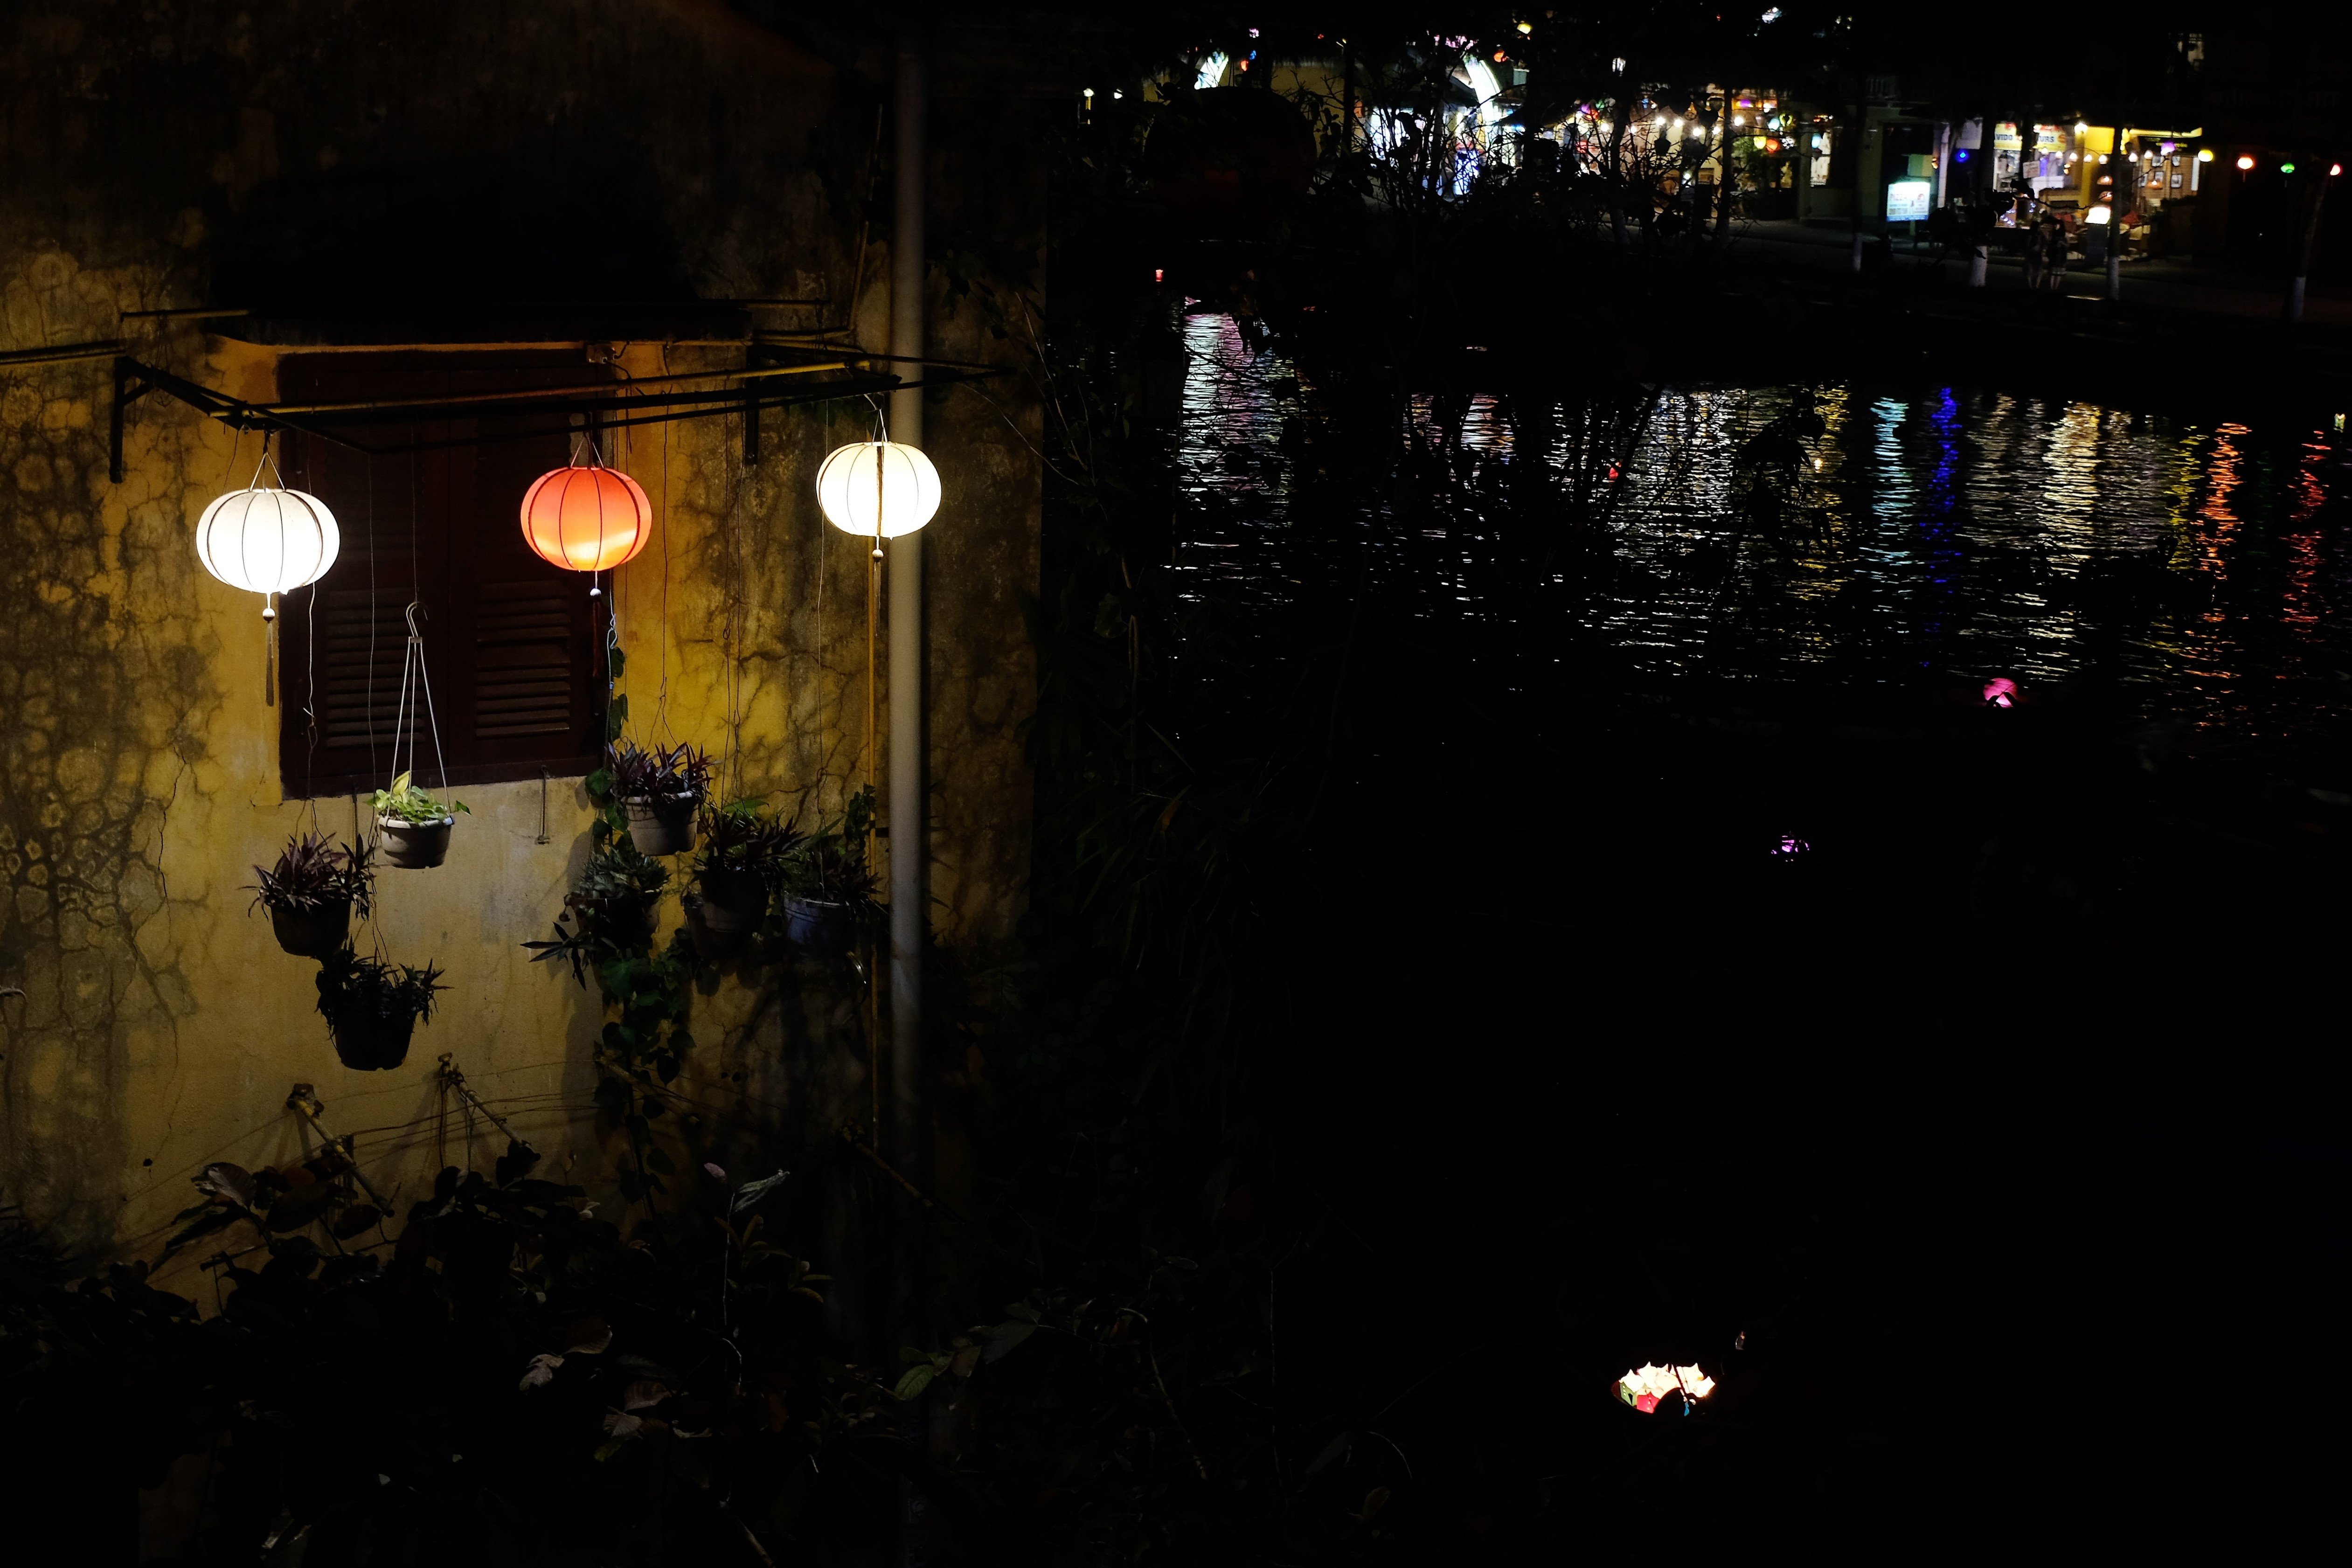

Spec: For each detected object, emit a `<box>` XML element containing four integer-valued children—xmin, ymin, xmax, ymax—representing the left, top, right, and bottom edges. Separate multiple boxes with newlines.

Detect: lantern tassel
<box><xmin>264</xmin><ymin>591</ymin><xmax>278</xmax><ymax>708</ymax></box>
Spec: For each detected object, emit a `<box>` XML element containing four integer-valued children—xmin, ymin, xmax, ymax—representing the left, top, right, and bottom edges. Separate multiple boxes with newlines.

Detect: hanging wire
<box><xmin>389</xmin><ymin>603</ymin><xmax>451</xmax><ymax>794</ymax></box>
<box><xmin>303</xmin><ymin>549</ymin><xmax>320</xmax><ymax>831</ymax></box>
<box><xmin>364</xmin><ymin>455</ymin><xmax>380</xmax><ymax>777</ymax></box>
<box><xmin>655</xmin><ymin>392</ymin><xmax>674</xmax><ymax>746</ymax></box>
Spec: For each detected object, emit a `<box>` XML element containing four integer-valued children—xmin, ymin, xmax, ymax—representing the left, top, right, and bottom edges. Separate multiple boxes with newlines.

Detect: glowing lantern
<box><xmin>1982</xmin><ymin>677</ymin><xmax>2019</xmax><ymax>708</ymax></box>
<box><xmin>519</xmin><ymin>450</ymin><xmax>652</xmax><ymax>575</ymax></box>
<box><xmin>2237</xmin><ymin>155</ymin><xmax>2256</xmax><ymax>171</ymax></box>
<box><xmin>1616</xmin><ymin>1363</ymin><xmax>1716</xmax><ymax>1414</ymax></box>
<box><xmin>196</xmin><ymin>465</ymin><xmax>340</xmax><ymax>615</ymax></box>
<box><xmin>815</xmin><ymin>441</ymin><xmax>942</xmax><ymax>542</ymax></box>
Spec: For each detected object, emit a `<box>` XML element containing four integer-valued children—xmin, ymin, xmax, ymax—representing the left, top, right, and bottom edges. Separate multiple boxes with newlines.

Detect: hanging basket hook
<box><xmin>404</xmin><ymin>600</ymin><xmax>427</xmax><ymax>641</ymax></box>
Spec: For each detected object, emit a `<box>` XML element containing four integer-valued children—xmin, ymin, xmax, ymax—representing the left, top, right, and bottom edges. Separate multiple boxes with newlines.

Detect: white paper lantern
<box><xmin>815</xmin><ymin>441</ymin><xmax>942</xmax><ymax>539</ymax></box>
<box><xmin>196</xmin><ymin>485</ymin><xmax>340</xmax><ymax>606</ymax></box>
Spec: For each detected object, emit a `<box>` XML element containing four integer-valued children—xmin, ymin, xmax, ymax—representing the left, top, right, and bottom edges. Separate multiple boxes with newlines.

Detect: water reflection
<box><xmin>1172</xmin><ymin>310</ymin><xmax>2352</xmax><ymax>755</ymax></box>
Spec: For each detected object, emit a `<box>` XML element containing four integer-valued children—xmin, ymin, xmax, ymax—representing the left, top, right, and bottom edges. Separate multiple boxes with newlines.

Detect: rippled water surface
<box><xmin>1174</xmin><ymin>311</ymin><xmax>2352</xmax><ymax>757</ymax></box>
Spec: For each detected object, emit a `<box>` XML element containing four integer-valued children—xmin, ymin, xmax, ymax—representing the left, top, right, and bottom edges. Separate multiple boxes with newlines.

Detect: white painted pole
<box><xmin>887</xmin><ymin>28</ymin><xmax>926</xmax><ymax>1205</ymax></box>
<box><xmin>887</xmin><ymin>26</ymin><xmax>929</xmax><ymax>1567</ymax></box>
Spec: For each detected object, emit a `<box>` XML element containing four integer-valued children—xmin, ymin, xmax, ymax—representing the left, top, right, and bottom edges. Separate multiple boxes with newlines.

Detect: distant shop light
<box><xmin>2281</xmin><ymin>161</ymin><xmax>2298</xmax><ymax>174</ymax></box>
<box><xmin>2237</xmin><ymin>154</ymin><xmax>2256</xmax><ymax>170</ymax></box>
<box><xmin>1954</xmin><ymin>148</ymin><xmax>1970</xmax><ymax>163</ymax></box>
<box><xmin>2097</xmin><ymin>153</ymin><xmax>2109</xmax><ymax>164</ymax></box>
<box><xmin>2197</xmin><ymin>148</ymin><xmax>2213</xmax><ymax>162</ymax></box>
<box><xmin>2084</xmin><ymin>206</ymin><xmax>2112</xmax><ymax>224</ymax></box>
<box><xmin>2160</xmin><ymin>140</ymin><xmax>2177</xmax><ymax>157</ymax></box>
<box><xmin>1983</xmin><ymin>677</ymin><xmax>2019</xmax><ymax>708</ymax></box>
<box><xmin>2075</xmin><ymin>120</ymin><xmax>2090</xmax><ymax>135</ymax></box>
<box><xmin>1517</xmin><ymin>19</ymin><xmax>1533</xmax><ymax>34</ymax></box>
<box><xmin>2335</xmin><ymin>164</ymin><xmax>2345</xmax><ymax>177</ymax></box>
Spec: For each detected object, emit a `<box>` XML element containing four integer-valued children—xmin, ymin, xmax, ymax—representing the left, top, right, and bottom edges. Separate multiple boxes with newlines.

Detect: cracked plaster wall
<box><xmin>0</xmin><ymin>1</ymin><xmax>1040</xmax><ymax>1266</ymax></box>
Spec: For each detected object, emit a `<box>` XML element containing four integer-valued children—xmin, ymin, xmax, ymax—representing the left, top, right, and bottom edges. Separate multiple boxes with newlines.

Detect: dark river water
<box><xmin>1174</xmin><ymin>309</ymin><xmax>2352</xmax><ymax>768</ymax></box>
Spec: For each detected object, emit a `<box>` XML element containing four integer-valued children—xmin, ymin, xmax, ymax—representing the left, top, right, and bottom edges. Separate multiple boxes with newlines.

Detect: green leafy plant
<box><xmin>160</xmin><ymin>1150</ymin><xmax>388</xmax><ymax>1260</ymax></box>
<box><xmin>371</xmin><ymin>769</ymin><xmax>470</xmax><ymax>823</ymax></box>
<box><xmin>526</xmin><ymin>828</ymin><xmax>699</xmax><ymax>1206</ymax></box>
<box><xmin>3</xmin><ymin>1151</ymin><xmax>890</xmax><ymax>1566</ymax></box>
<box><xmin>525</xmin><ymin>840</ymin><xmax>672</xmax><ymax>984</ymax></box>
<box><xmin>689</xmin><ymin>801</ymin><xmax>804</xmax><ymax>880</ymax></box>
<box><xmin>777</xmin><ymin>786</ymin><xmax>883</xmax><ymax>915</ymax></box>
<box><xmin>247</xmin><ymin>831</ymin><xmax>374</xmax><ymax>918</ymax></box>
<box><xmin>315</xmin><ymin>950</ymin><xmax>445</xmax><ymax>1036</ymax></box>
<box><xmin>606</xmin><ymin>740</ymin><xmax>715</xmax><ymax>801</ymax></box>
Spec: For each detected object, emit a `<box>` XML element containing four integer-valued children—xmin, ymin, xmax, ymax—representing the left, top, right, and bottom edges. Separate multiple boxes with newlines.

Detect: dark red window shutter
<box><xmin>278</xmin><ymin>352</ymin><xmax>609</xmax><ymax>798</ymax></box>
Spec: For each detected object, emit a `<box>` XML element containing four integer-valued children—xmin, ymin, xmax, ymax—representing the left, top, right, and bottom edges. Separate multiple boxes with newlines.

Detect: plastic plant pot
<box><xmin>696</xmin><ymin>868</ymin><xmax>770</xmax><ymax>935</ymax></box>
<box><xmin>783</xmin><ymin>895</ymin><xmax>857</xmax><ymax>955</ymax></box>
<box><xmin>270</xmin><ymin>899</ymin><xmax>352</xmax><ymax>958</ymax></box>
<box><xmin>378</xmin><ymin>816</ymin><xmax>453</xmax><ymax>869</ymax></box>
<box><xmin>623</xmin><ymin>793</ymin><xmax>701</xmax><ymax>857</ymax></box>
<box><xmin>328</xmin><ymin>1009</ymin><xmax>418</xmax><ymax>1071</ymax></box>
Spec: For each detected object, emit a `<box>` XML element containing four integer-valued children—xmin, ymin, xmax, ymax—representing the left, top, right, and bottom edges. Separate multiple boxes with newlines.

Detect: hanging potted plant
<box><xmin>315</xmin><ymin>950</ymin><xmax>445</xmax><ymax>1071</ymax></box>
<box><xmin>373</xmin><ymin>770</ymin><xmax>470</xmax><ymax>869</ymax></box>
<box><xmin>777</xmin><ymin>790</ymin><xmax>883</xmax><ymax>956</ymax></box>
<box><xmin>684</xmin><ymin>804</ymin><xmax>802</xmax><ymax>957</ymax></box>
<box><xmin>247</xmin><ymin>831</ymin><xmax>373</xmax><ymax>957</ymax></box>
<box><xmin>611</xmin><ymin>740</ymin><xmax>715</xmax><ymax>857</ymax></box>
<box><xmin>524</xmin><ymin>840</ymin><xmax>670</xmax><ymax>979</ymax></box>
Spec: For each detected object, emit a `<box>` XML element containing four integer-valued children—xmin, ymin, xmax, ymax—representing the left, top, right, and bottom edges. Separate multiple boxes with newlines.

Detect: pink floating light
<box><xmin>1982</xmin><ymin>677</ymin><xmax>2019</xmax><ymax>708</ymax></box>
<box><xmin>1772</xmin><ymin>835</ymin><xmax>1811</xmax><ymax>858</ymax></box>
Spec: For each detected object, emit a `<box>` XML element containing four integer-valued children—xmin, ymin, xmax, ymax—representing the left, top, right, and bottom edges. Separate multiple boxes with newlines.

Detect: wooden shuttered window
<box><xmin>278</xmin><ymin>352</ymin><xmax>610</xmax><ymax>797</ymax></box>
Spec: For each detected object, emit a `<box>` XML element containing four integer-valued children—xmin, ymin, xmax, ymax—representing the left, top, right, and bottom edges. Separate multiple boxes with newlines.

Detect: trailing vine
<box><xmin>527</xmin><ymin>722</ymin><xmax>882</xmax><ymax>1212</ymax></box>
<box><xmin>524</xmin><ymin>765</ymin><xmax>702</xmax><ymax>1208</ymax></box>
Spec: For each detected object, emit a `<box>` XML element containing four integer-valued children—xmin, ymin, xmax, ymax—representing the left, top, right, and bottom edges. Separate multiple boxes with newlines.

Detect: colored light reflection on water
<box><xmin>1171</xmin><ymin>311</ymin><xmax>2352</xmax><ymax>756</ymax></box>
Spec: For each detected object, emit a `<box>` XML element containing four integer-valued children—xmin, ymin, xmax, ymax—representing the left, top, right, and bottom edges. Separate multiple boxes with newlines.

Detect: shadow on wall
<box><xmin>209</xmin><ymin>139</ymin><xmax>698</xmax><ymax>309</ymax></box>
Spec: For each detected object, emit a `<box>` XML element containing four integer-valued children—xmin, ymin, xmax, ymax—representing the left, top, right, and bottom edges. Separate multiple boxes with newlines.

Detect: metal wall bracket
<box><xmin>109</xmin><ymin>356</ymin><xmax>153</xmax><ymax>483</ymax></box>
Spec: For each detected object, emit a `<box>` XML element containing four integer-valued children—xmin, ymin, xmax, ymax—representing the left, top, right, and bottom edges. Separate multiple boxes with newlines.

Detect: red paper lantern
<box><xmin>519</xmin><ymin>457</ymin><xmax>652</xmax><ymax>573</ymax></box>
